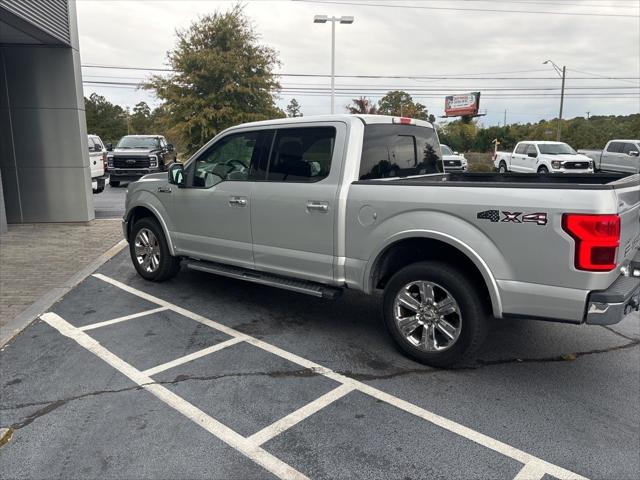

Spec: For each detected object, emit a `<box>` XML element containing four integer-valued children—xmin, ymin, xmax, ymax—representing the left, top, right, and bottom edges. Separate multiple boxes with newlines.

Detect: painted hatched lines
<box><xmin>79</xmin><ymin>306</ymin><xmax>168</xmax><ymax>331</ymax></box>
<box><xmin>90</xmin><ymin>272</ymin><xmax>589</xmax><ymax>480</ymax></box>
<box><xmin>142</xmin><ymin>337</ymin><xmax>244</xmax><ymax>377</ymax></box>
<box><xmin>41</xmin><ymin>312</ymin><xmax>308</xmax><ymax>480</ymax></box>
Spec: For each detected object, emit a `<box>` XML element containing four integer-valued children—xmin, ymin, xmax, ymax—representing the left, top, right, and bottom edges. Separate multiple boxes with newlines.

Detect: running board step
<box><xmin>185</xmin><ymin>260</ymin><xmax>343</xmax><ymax>299</ymax></box>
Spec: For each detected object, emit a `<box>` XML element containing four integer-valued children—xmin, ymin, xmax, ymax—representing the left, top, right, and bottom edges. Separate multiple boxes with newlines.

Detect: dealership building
<box><xmin>0</xmin><ymin>0</ymin><xmax>92</xmax><ymax>233</ymax></box>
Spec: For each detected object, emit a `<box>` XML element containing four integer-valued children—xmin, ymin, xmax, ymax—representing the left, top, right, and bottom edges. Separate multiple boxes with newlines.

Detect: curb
<box><xmin>0</xmin><ymin>239</ymin><xmax>128</xmax><ymax>348</ymax></box>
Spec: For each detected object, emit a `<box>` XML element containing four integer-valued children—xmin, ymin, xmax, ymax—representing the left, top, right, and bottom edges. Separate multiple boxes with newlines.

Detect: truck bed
<box><xmin>355</xmin><ymin>172</ymin><xmax>637</xmax><ymax>190</ymax></box>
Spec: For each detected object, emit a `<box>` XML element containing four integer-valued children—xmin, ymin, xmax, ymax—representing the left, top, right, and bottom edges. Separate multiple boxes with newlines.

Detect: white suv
<box><xmin>88</xmin><ymin>134</ymin><xmax>108</xmax><ymax>193</ymax></box>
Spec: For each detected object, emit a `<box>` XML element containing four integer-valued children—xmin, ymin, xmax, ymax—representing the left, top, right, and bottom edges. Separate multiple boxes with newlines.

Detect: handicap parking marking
<box><xmin>39</xmin><ymin>272</ymin><xmax>589</xmax><ymax>480</ymax></box>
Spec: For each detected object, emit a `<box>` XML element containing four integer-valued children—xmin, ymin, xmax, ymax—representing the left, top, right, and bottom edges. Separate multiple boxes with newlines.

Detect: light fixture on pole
<box><xmin>313</xmin><ymin>14</ymin><xmax>355</xmax><ymax>114</ymax></box>
<box><xmin>543</xmin><ymin>59</ymin><xmax>566</xmax><ymax>141</ymax></box>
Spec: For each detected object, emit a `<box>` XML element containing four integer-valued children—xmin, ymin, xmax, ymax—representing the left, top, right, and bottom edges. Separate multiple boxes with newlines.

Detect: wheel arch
<box><xmin>365</xmin><ymin>231</ymin><xmax>503</xmax><ymax>318</ymax></box>
<box><xmin>125</xmin><ymin>204</ymin><xmax>176</xmax><ymax>256</ymax></box>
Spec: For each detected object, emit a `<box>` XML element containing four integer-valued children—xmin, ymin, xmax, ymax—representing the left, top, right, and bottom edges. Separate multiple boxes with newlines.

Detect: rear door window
<box><xmin>526</xmin><ymin>144</ymin><xmax>538</xmax><ymax>156</ymax></box>
<box><xmin>515</xmin><ymin>143</ymin><xmax>528</xmax><ymax>154</ymax></box>
<box><xmin>359</xmin><ymin>124</ymin><xmax>442</xmax><ymax>180</ymax></box>
<box><xmin>606</xmin><ymin>142</ymin><xmax>623</xmax><ymax>153</ymax></box>
<box><xmin>265</xmin><ymin>127</ymin><xmax>336</xmax><ymax>183</ymax></box>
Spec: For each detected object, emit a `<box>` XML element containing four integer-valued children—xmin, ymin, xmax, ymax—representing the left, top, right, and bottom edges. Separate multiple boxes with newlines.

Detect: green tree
<box><xmin>346</xmin><ymin>96</ymin><xmax>378</xmax><ymax>114</ymax></box>
<box><xmin>129</xmin><ymin>101</ymin><xmax>153</xmax><ymax>134</ymax></box>
<box><xmin>145</xmin><ymin>5</ymin><xmax>284</xmax><ymax>154</ymax></box>
<box><xmin>286</xmin><ymin>98</ymin><xmax>303</xmax><ymax>117</ymax></box>
<box><xmin>84</xmin><ymin>93</ymin><xmax>127</xmax><ymax>144</ymax></box>
<box><xmin>378</xmin><ymin>90</ymin><xmax>435</xmax><ymax>122</ymax></box>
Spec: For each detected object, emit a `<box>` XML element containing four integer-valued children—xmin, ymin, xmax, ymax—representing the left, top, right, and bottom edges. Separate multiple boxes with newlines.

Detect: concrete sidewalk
<box><xmin>0</xmin><ymin>220</ymin><xmax>125</xmax><ymax>344</ymax></box>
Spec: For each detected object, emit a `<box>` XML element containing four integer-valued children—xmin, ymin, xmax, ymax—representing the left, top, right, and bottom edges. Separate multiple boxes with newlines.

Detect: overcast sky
<box><xmin>76</xmin><ymin>0</ymin><xmax>640</xmax><ymax>126</ymax></box>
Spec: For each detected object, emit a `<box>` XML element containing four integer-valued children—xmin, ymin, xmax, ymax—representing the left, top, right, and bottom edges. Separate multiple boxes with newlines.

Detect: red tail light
<box><xmin>562</xmin><ymin>214</ymin><xmax>620</xmax><ymax>271</ymax></box>
<box><xmin>102</xmin><ymin>152</ymin><xmax>108</xmax><ymax>170</ymax></box>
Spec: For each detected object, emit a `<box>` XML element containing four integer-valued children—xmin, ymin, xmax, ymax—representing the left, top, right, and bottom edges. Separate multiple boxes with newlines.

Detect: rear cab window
<box><xmin>359</xmin><ymin>124</ymin><xmax>443</xmax><ymax>180</ymax></box>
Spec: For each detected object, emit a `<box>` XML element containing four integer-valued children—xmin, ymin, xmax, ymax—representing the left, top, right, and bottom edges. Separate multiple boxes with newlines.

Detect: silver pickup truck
<box><xmin>122</xmin><ymin>115</ymin><xmax>640</xmax><ymax>367</ymax></box>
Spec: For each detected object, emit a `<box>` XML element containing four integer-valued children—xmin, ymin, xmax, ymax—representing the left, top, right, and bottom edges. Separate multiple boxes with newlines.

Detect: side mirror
<box><xmin>527</xmin><ymin>152</ymin><xmax>537</xmax><ymax>158</ymax></box>
<box><xmin>167</xmin><ymin>144</ymin><xmax>174</xmax><ymax>152</ymax></box>
<box><xmin>629</xmin><ymin>150</ymin><xmax>639</xmax><ymax>157</ymax></box>
<box><xmin>106</xmin><ymin>143</ymin><xmax>113</xmax><ymax>151</ymax></box>
<box><xmin>168</xmin><ymin>163</ymin><xmax>185</xmax><ymax>187</ymax></box>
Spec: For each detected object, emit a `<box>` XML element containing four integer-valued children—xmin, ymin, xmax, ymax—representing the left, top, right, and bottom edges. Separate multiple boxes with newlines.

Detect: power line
<box><xmin>81</xmin><ymin>64</ymin><xmax>640</xmax><ymax>81</ymax></box>
<box><xmin>293</xmin><ymin>0</ymin><xmax>640</xmax><ymax>18</ymax></box>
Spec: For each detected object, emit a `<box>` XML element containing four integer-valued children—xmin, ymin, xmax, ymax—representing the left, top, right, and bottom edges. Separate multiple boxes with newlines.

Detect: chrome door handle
<box><xmin>306</xmin><ymin>201</ymin><xmax>329</xmax><ymax>213</ymax></box>
<box><xmin>157</xmin><ymin>186</ymin><xmax>172</xmax><ymax>193</ymax></box>
<box><xmin>229</xmin><ymin>196</ymin><xmax>247</xmax><ymax>207</ymax></box>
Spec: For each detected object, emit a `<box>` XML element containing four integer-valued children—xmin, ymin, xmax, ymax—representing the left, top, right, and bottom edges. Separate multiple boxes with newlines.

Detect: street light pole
<box><xmin>314</xmin><ymin>15</ymin><xmax>354</xmax><ymax>114</ymax></box>
<box><xmin>543</xmin><ymin>60</ymin><xmax>566</xmax><ymax>141</ymax></box>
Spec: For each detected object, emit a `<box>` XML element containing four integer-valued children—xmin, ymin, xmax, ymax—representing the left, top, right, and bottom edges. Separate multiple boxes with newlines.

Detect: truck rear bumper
<box><xmin>585</xmin><ymin>275</ymin><xmax>640</xmax><ymax>325</ymax></box>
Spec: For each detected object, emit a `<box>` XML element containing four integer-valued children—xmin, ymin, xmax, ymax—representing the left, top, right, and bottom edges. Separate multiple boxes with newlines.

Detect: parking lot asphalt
<box><xmin>1</xmin><ymin>250</ymin><xmax>638</xmax><ymax>480</ymax></box>
<box><xmin>93</xmin><ymin>183</ymin><xmax>127</xmax><ymax>219</ymax></box>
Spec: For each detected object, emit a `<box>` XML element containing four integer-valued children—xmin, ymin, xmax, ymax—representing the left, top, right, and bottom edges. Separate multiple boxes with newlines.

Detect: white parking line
<box><xmin>91</xmin><ymin>273</ymin><xmax>589</xmax><ymax>480</ymax></box>
<box><xmin>41</xmin><ymin>312</ymin><xmax>308</xmax><ymax>480</ymax></box>
<box><xmin>513</xmin><ymin>461</ymin><xmax>548</xmax><ymax>480</ymax></box>
<box><xmin>142</xmin><ymin>337</ymin><xmax>244</xmax><ymax>377</ymax></box>
<box><xmin>248</xmin><ymin>384</ymin><xmax>355</xmax><ymax>446</ymax></box>
<box><xmin>79</xmin><ymin>307</ymin><xmax>168</xmax><ymax>331</ymax></box>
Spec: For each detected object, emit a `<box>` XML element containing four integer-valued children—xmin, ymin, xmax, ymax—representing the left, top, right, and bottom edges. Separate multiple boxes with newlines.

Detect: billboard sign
<box><xmin>444</xmin><ymin>92</ymin><xmax>481</xmax><ymax>117</ymax></box>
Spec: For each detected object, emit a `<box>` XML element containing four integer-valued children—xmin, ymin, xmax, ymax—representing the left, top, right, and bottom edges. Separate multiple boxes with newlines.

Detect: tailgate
<box><xmin>616</xmin><ymin>175</ymin><xmax>640</xmax><ymax>264</ymax></box>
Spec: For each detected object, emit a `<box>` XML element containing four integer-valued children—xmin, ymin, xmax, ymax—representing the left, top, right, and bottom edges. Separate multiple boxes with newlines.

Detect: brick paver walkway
<box><xmin>0</xmin><ymin>220</ymin><xmax>123</xmax><ymax>328</ymax></box>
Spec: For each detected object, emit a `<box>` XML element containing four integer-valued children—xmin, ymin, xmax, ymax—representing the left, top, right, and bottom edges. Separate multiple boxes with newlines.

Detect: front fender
<box><xmin>358</xmin><ymin>211</ymin><xmax>512</xmax><ymax>318</ymax></box>
<box><xmin>124</xmin><ymin>189</ymin><xmax>176</xmax><ymax>256</ymax></box>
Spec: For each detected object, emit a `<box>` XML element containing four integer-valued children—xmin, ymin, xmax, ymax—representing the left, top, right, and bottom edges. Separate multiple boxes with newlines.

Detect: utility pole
<box><xmin>314</xmin><ymin>15</ymin><xmax>355</xmax><ymax>114</ymax></box>
<box><xmin>586</xmin><ymin>111</ymin><xmax>590</xmax><ymax>119</ymax></box>
<box><xmin>503</xmin><ymin>109</ymin><xmax>507</xmax><ymax>127</ymax></box>
<box><xmin>543</xmin><ymin>60</ymin><xmax>566</xmax><ymax>141</ymax></box>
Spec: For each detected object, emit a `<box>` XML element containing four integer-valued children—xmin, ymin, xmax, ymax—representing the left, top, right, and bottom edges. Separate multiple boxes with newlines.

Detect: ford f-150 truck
<box><xmin>107</xmin><ymin>135</ymin><xmax>176</xmax><ymax>187</ymax></box>
<box><xmin>494</xmin><ymin>141</ymin><xmax>593</xmax><ymax>174</ymax></box>
<box><xmin>122</xmin><ymin>115</ymin><xmax>640</xmax><ymax>367</ymax></box>
<box><xmin>579</xmin><ymin>139</ymin><xmax>640</xmax><ymax>175</ymax></box>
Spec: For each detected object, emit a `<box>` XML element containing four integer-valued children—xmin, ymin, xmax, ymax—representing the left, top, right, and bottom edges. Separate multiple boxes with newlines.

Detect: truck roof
<box><xmin>230</xmin><ymin>114</ymin><xmax>434</xmax><ymax>131</ymax></box>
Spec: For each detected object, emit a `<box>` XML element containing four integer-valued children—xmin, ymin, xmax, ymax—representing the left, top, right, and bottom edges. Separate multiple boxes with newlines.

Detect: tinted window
<box><xmin>359</xmin><ymin>124</ymin><xmax>442</xmax><ymax>180</ymax></box>
<box><xmin>622</xmin><ymin>143</ymin><xmax>638</xmax><ymax>154</ymax></box>
<box><xmin>192</xmin><ymin>131</ymin><xmax>269</xmax><ymax>188</ymax></box>
<box><xmin>526</xmin><ymin>144</ymin><xmax>538</xmax><ymax>156</ymax></box>
<box><xmin>117</xmin><ymin>136</ymin><xmax>161</xmax><ymax>149</ymax></box>
<box><xmin>538</xmin><ymin>143</ymin><xmax>575</xmax><ymax>155</ymax></box>
<box><xmin>265</xmin><ymin>127</ymin><xmax>335</xmax><ymax>182</ymax></box>
<box><xmin>440</xmin><ymin>145</ymin><xmax>453</xmax><ymax>156</ymax></box>
<box><xmin>515</xmin><ymin>143</ymin><xmax>528</xmax><ymax>154</ymax></box>
<box><xmin>606</xmin><ymin>142</ymin><xmax>623</xmax><ymax>153</ymax></box>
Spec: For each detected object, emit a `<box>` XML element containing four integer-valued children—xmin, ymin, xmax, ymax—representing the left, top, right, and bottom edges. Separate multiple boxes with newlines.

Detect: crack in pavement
<box><xmin>600</xmin><ymin>325</ymin><xmax>638</xmax><ymax>342</ymax></box>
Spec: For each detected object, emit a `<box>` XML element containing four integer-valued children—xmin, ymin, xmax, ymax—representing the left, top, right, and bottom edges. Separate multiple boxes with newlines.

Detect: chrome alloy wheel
<box><xmin>134</xmin><ymin>228</ymin><xmax>161</xmax><ymax>273</ymax></box>
<box><xmin>393</xmin><ymin>280</ymin><xmax>462</xmax><ymax>352</ymax></box>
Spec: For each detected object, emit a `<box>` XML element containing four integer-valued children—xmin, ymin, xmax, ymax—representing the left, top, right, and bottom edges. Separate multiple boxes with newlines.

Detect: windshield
<box><xmin>440</xmin><ymin>145</ymin><xmax>453</xmax><ymax>156</ymax></box>
<box><xmin>116</xmin><ymin>136</ymin><xmax>161</xmax><ymax>149</ymax></box>
<box><xmin>538</xmin><ymin>143</ymin><xmax>576</xmax><ymax>155</ymax></box>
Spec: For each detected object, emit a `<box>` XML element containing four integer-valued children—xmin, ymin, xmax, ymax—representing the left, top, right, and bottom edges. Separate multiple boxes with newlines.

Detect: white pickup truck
<box><xmin>579</xmin><ymin>139</ymin><xmax>640</xmax><ymax>175</ymax></box>
<box><xmin>494</xmin><ymin>141</ymin><xmax>593</xmax><ymax>174</ymax></box>
<box><xmin>123</xmin><ymin>115</ymin><xmax>639</xmax><ymax>367</ymax></box>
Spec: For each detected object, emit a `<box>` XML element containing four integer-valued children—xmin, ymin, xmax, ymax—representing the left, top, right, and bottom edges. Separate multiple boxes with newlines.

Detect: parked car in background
<box><xmin>122</xmin><ymin>114</ymin><xmax>639</xmax><ymax>367</ymax></box>
<box><xmin>440</xmin><ymin>144</ymin><xmax>467</xmax><ymax>171</ymax></box>
<box><xmin>579</xmin><ymin>140</ymin><xmax>640</xmax><ymax>174</ymax></box>
<box><xmin>494</xmin><ymin>141</ymin><xmax>593</xmax><ymax>174</ymax></box>
<box><xmin>107</xmin><ymin>135</ymin><xmax>176</xmax><ymax>187</ymax></box>
<box><xmin>88</xmin><ymin>134</ymin><xmax>108</xmax><ymax>193</ymax></box>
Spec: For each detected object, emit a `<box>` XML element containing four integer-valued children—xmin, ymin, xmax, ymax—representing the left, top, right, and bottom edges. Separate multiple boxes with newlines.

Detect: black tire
<box><xmin>382</xmin><ymin>261</ymin><xmax>487</xmax><ymax>368</ymax></box>
<box><xmin>129</xmin><ymin>217</ymin><xmax>181</xmax><ymax>282</ymax></box>
<box><xmin>537</xmin><ymin>166</ymin><xmax>549</xmax><ymax>174</ymax></box>
<box><xmin>109</xmin><ymin>180</ymin><xmax>120</xmax><ymax>187</ymax></box>
<box><xmin>498</xmin><ymin>161</ymin><xmax>508</xmax><ymax>173</ymax></box>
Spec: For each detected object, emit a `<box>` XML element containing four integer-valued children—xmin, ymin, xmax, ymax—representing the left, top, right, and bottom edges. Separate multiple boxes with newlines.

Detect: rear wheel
<box><xmin>383</xmin><ymin>261</ymin><xmax>487</xmax><ymax>367</ymax></box>
<box><xmin>498</xmin><ymin>162</ymin><xmax>508</xmax><ymax>173</ymax></box>
<box><xmin>129</xmin><ymin>217</ymin><xmax>181</xmax><ymax>282</ymax></box>
<box><xmin>537</xmin><ymin>166</ymin><xmax>549</xmax><ymax>174</ymax></box>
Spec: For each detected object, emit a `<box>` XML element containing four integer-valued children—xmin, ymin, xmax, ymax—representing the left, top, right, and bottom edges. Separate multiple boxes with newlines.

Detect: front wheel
<box><xmin>537</xmin><ymin>166</ymin><xmax>549</xmax><ymax>174</ymax></box>
<box><xmin>383</xmin><ymin>261</ymin><xmax>487</xmax><ymax>367</ymax></box>
<box><xmin>129</xmin><ymin>217</ymin><xmax>181</xmax><ymax>282</ymax></box>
